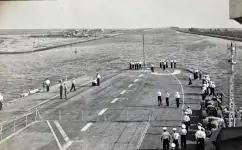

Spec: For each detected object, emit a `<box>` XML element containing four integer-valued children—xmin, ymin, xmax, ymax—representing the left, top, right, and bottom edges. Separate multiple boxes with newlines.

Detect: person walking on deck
<box><xmin>64</xmin><ymin>83</ymin><xmax>68</xmax><ymax>99</ymax></box>
<box><xmin>210</xmin><ymin>81</ymin><xmax>216</xmax><ymax>96</ymax></box>
<box><xmin>59</xmin><ymin>81</ymin><xmax>63</xmax><ymax>99</ymax></box>
<box><xmin>189</xmin><ymin>74</ymin><xmax>192</xmax><ymax>85</ymax></box>
<box><xmin>172</xmin><ymin>128</ymin><xmax>180</xmax><ymax>149</ymax></box>
<box><xmin>175</xmin><ymin>92</ymin><xmax>180</xmax><ymax>108</ymax></box>
<box><xmin>161</xmin><ymin>127</ymin><xmax>170</xmax><ymax>150</ymax></box>
<box><xmin>180</xmin><ymin>124</ymin><xmax>187</xmax><ymax>149</ymax></box>
<box><xmin>96</xmin><ymin>73</ymin><xmax>101</xmax><ymax>86</ymax></box>
<box><xmin>166</xmin><ymin>91</ymin><xmax>170</xmax><ymax>106</ymax></box>
<box><xmin>0</xmin><ymin>93</ymin><xmax>3</xmax><ymax>110</ymax></box>
<box><xmin>183</xmin><ymin>112</ymin><xmax>190</xmax><ymax>132</ymax></box>
<box><xmin>157</xmin><ymin>90</ymin><xmax>162</xmax><ymax>106</ymax></box>
<box><xmin>70</xmin><ymin>78</ymin><xmax>76</xmax><ymax>92</ymax></box>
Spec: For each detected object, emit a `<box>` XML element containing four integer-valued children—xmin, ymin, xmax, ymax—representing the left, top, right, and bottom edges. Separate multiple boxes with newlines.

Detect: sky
<box><xmin>0</xmin><ymin>0</ymin><xmax>241</xmax><ymax>29</ymax></box>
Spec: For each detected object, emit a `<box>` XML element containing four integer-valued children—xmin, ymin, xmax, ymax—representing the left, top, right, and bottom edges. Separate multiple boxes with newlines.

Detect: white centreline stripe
<box><xmin>111</xmin><ymin>98</ymin><xmax>118</xmax><ymax>103</ymax></box>
<box><xmin>98</xmin><ymin>108</ymin><xmax>108</xmax><ymax>115</ymax></box>
<box><xmin>54</xmin><ymin>120</ymin><xmax>70</xmax><ymax>142</ymax></box>
<box><xmin>139</xmin><ymin>74</ymin><xmax>144</xmax><ymax>77</ymax></box>
<box><xmin>120</xmin><ymin>90</ymin><xmax>126</xmax><ymax>95</ymax></box>
<box><xmin>134</xmin><ymin>79</ymin><xmax>139</xmax><ymax>82</ymax></box>
<box><xmin>81</xmin><ymin>123</ymin><xmax>93</xmax><ymax>132</ymax></box>
<box><xmin>63</xmin><ymin>141</ymin><xmax>73</xmax><ymax>150</ymax></box>
<box><xmin>128</xmin><ymin>84</ymin><xmax>134</xmax><ymax>88</ymax></box>
<box><xmin>47</xmin><ymin>121</ymin><xmax>62</xmax><ymax>150</ymax></box>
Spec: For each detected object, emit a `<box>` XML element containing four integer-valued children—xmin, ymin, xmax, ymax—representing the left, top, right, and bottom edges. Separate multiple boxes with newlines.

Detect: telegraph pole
<box><xmin>227</xmin><ymin>41</ymin><xmax>236</xmax><ymax>127</ymax></box>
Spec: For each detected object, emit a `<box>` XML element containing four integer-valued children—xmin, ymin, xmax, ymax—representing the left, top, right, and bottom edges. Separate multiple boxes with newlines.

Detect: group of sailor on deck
<box><xmin>129</xmin><ymin>60</ymin><xmax>142</xmax><ymax>70</ymax></box>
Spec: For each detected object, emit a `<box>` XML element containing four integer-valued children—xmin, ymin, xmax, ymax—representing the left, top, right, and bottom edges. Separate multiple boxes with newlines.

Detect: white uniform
<box><xmin>158</xmin><ymin>91</ymin><xmax>162</xmax><ymax>96</ymax></box>
<box><xmin>0</xmin><ymin>94</ymin><xmax>3</xmax><ymax>102</ymax></box>
<box><xmin>185</xmin><ymin>108</ymin><xmax>192</xmax><ymax>116</ymax></box>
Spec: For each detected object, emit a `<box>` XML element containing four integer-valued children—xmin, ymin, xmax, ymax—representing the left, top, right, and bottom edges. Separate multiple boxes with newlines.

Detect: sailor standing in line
<box><xmin>175</xmin><ymin>92</ymin><xmax>180</xmax><ymax>108</ymax></box>
<box><xmin>171</xmin><ymin>60</ymin><xmax>174</xmax><ymax>68</ymax></box>
<box><xmin>163</xmin><ymin>61</ymin><xmax>167</xmax><ymax>70</ymax></box>
<box><xmin>162</xmin><ymin>59</ymin><xmax>165</xmax><ymax>69</ymax></box>
<box><xmin>45</xmin><ymin>78</ymin><xmax>50</xmax><ymax>92</ymax></box>
<box><xmin>174</xmin><ymin>60</ymin><xmax>177</xmax><ymax>68</ymax></box>
<box><xmin>139</xmin><ymin>60</ymin><xmax>142</xmax><ymax>69</ymax></box>
<box><xmin>161</xmin><ymin>127</ymin><xmax>170</xmax><ymax>150</ymax></box>
<box><xmin>210</xmin><ymin>81</ymin><xmax>216</xmax><ymax>96</ymax></box>
<box><xmin>151</xmin><ymin>64</ymin><xmax>154</xmax><ymax>72</ymax></box>
<box><xmin>160</xmin><ymin>61</ymin><xmax>162</xmax><ymax>68</ymax></box>
<box><xmin>185</xmin><ymin>105</ymin><xmax>193</xmax><ymax>118</ymax></box>
<box><xmin>189</xmin><ymin>74</ymin><xmax>192</xmax><ymax>85</ymax></box>
<box><xmin>59</xmin><ymin>81</ymin><xmax>63</xmax><ymax>99</ymax></box>
<box><xmin>157</xmin><ymin>90</ymin><xmax>162</xmax><ymax>106</ymax></box>
<box><xmin>0</xmin><ymin>93</ymin><xmax>3</xmax><ymax>110</ymax></box>
<box><xmin>64</xmin><ymin>83</ymin><xmax>68</xmax><ymax>99</ymax></box>
<box><xmin>180</xmin><ymin>124</ymin><xmax>187</xmax><ymax>149</ymax></box>
<box><xmin>166</xmin><ymin>91</ymin><xmax>170</xmax><ymax>106</ymax></box>
<box><xmin>166</xmin><ymin>60</ymin><xmax>168</xmax><ymax>68</ymax></box>
<box><xmin>195</xmin><ymin>126</ymin><xmax>206</xmax><ymax>150</ymax></box>
<box><xmin>131</xmin><ymin>61</ymin><xmax>134</xmax><ymax>70</ymax></box>
<box><xmin>172</xmin><ymin>128</ymin><xmax>180</xmax><ymax>149</ymax></box>
<box><xmin>96</xmin><ymin>73</ymin><xmax>101</xmax><ymax>86</ymax></box>
<box><xmin>130</xmin><ymin>61</ymin><xmax>132</xmax><ymax>70</ymax></box>
<box><xmin>70</xmin><ymin>78</ymin><xmax>76</xmax><ymax>92</ymax></box>
<box><xmin>183</xmin><ymin>112</ymin><xmax>190</xmax><ymax>132</ymax></box>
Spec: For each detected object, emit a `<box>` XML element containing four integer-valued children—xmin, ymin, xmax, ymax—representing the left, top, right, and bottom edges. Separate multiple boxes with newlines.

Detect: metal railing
<box><xmin>0</xmin><ymin>108</ymin><xmax>39</xmax><ymax>142</ymax></box>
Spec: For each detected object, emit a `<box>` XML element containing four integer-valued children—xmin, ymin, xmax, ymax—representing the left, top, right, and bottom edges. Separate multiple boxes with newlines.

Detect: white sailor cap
<box><xmin>163</xmin><ymin>127</ymin><xmax>167</xmax><ymax>130</ymax></box>
<box><xmin>182</xmin><ymin>124</ymin><xmax>186</xmax><ymax>129</ymax></box>
<box><xmin>188</xmin><ymin>105</ymin><xmax>190</xmax><ymax>108</ymax></box>
<box><xmin>171</xmin><ymin>143</ymin><xmax>176</xmax><ymax>148</ymax></box>
<box><xmin>198</xmin><ymin>126</ymin><xmax>202</xmax><ymax>130</ymax></box>
<box><xmin>173</xmin><ymin>128</ymin><xmax>176</xmax><ymax>131</ymax></box>
<box><xmin>184</xmin><ymin>112</ymin><xmax>188</xmax><ymax>115</ymax></box>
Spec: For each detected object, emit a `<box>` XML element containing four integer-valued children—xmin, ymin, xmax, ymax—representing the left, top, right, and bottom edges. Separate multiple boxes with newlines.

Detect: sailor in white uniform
<box><xmin>172</xmin><ymin>128</ymin><xmax>179</xmax><ymax>149</ymax></box>
<box><xmin>180</xmin><ymin>124</ymin><xmax>187</xmax><ymax>149</ymax></box>
<box><xmin>195</xmin><ymin>126</ymin><xmax>206</xmax><ymax>150</ymax></box>
<box><xmin>161</xmin><ymin>127</ymin><xmax>170</xmax><ymax>150</ymax></box>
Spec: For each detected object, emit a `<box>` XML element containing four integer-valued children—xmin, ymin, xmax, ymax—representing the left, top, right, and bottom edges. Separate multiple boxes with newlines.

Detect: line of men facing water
<box><xmin>130</xmin><ymin>60</ymin><xmax>142</xmax><ymax>70</ymax></box>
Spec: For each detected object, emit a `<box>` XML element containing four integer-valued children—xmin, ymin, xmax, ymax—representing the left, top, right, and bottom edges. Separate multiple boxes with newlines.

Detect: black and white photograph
<box><xmin>0</xmin><ymin>0</ymin><xmax>242</xmax><ymax>150</ymax></box>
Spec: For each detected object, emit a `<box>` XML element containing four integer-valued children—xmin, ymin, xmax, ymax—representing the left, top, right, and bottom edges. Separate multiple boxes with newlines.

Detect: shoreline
<box><xmin>172</xmin><ymin>28</ymin><xmax>242</xmax><ymax>42</ymax></box>
<box><xmin>0</xmin><ymin>33</ymin><xmax>124</xmax><ymax>54</ymax></box>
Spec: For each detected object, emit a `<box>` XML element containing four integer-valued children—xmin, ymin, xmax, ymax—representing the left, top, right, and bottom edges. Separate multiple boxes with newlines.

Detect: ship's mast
<box><xmin>227</xmin><ymin>41</ymin><xmax>236</xmax><ymax>127</ymax></box>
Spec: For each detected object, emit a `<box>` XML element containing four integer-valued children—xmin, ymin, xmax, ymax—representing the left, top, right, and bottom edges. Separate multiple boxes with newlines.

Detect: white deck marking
<box><xmin>54</xmin><ymin>121</ymin><xmax>70</xmax><ymax>142</ymax></box>
<box><xmin>81</xmin><ymin>123</ymin><xmax>93</xmax><ymax>132</ymax></box>
<box><xmin>139</xmin><ymin>74</ymin><xmax>144</xmax><ymax>77</ymax></box>
<box><xmin>120</xmin><ymin>90</ymin><xmax>126</xmax><ymax>95</ymax></box>
<box><xmin>128</xmin><ymin>84</ymin><xmax>134</xmax><ymax>88</ymax></box>
<box><xmin>134</xmin><ymin>79</ymin><xmax>139</xmax><ymax>82</ymax></box>
<box><xmin>63</xmin><ymin>141</ymin><xmax>73</xmax><ymax>150</ymax></box>
<box><xmin>98</xmin><ymin>108</ymin><xmax>108</xmax><ymax>115</ymax></box>
<box><xmin>166</xmin><ymin>70</ymin><xmax>185</xmax><ymax>120</ymax></box>
<box><xmin>111</xmin><ymin>98</ymin><xmax>118</xmax><ymax>103</ymax></box>
<box><xmin>47</xmin><ymin>121</ymin><xmax>62</xmax><ymax>150</ymax></box>
<box><xmin>151</xmin><ymin>70</ymin><xmax>181</xmax><ymax>76</ymax></box>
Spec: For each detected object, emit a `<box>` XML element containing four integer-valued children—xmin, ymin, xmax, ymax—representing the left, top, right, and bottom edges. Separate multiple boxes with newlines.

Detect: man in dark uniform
<box><xmin>174</xmin><ymin>60</ymin><xmax>177</xmax><ymax>68</ymax></box>
<box><xmin>166</xmin><ymin>60</ymin><xmax>168</xmax><ymax>68</ymax></box>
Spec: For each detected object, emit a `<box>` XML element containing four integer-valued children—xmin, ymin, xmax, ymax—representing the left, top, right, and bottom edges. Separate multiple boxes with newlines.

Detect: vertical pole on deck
<box><xmin>228</xmin><ymin>41</ymin><xmax>236</xmax><ymax>127</ymax></box>
<box><xmin>143</xmin><ymin>34</ymin><xmax>145</xmax><ymax>70</ymax></box>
